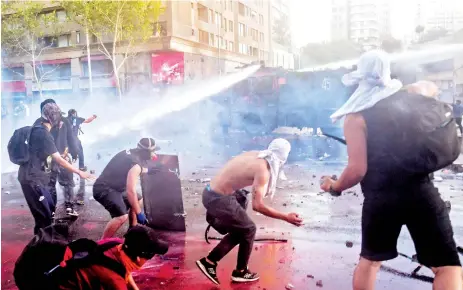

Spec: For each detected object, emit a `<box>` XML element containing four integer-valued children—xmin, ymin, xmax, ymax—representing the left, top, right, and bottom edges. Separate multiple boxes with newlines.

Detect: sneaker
<box><xmin>231</xmin><ymin>268</ymin><xmax>259</xmax><ymax>283</ymax></box>
<box><xmin>66</xmin><ymin>207</ymin><xmax>79</xmax><ymax>217</ymax></box>
<box><xmin>196</xmin><ymin>257</ymin><xmax>219</xmax><ymax>285</ymax></box>
<box><xmin>75</xmin><ymin>200</ymin><xmax>85</xmax><ymax>206</ymax></box>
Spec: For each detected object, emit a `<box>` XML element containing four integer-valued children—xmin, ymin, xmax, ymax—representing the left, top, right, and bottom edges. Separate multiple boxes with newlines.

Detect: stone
<box><xmin>285</xmin><ymin>283</ymin><xmax>294</xmax><ymax>289</ymax></box>
<box><xmin>345</xmin><ymin>241</ymin><xmax>353</xmax><ymax>248</ymax></box>
<box><xmin>316</xmin><ymin>280</ymin><xmax>323</xmax><ymax>287</ymax></box>
<box><xmin>307</xmin><ymin>274</ymin><xmax>314</xmax><ymax>279</ymax></box>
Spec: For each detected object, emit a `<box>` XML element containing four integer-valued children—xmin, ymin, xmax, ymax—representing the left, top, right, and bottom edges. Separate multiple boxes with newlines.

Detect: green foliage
<box><xmin>1</xmin><ymin>1</ymin><xmax>60</xmax><ymax>57</ymax></box>
<box><xmin>301</xmin><ymin>41</ymin><xmax>362</xmax><ymax>66</ymax></box>
<box><xmin>273</xmin><ymin>14</ymin><xmax>291</xmax><ymax>47</ymax></box>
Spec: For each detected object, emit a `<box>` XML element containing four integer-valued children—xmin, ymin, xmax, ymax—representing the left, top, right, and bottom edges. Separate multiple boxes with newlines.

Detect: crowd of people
<box><xmin>10</xmin><ymin>49</ymin><xmax>463</xmax><ymax>290</ymax></box>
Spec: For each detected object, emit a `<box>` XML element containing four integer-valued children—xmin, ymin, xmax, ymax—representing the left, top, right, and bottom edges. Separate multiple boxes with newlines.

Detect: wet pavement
<box><xmin>2</xmin><ymin>154</ymin><xmax>463</xmax><ymax>290</ymax></box>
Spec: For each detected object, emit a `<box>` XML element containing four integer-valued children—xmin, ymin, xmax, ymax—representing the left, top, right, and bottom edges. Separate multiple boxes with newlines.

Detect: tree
<box><xmin>61</xmin><ymin>0</ymin><xmax>164</xmax><ymax>99</ymax></box>
<box><xmin>1</xmin><ymin>1</ymin><xmax>62</xmax><ymax>98</ymax></box>
<box><xmin>381</xmin><ymin>36</ymin><xmax>402</xmax><ymax>53</ymax></box>
<box><xmin>301</xmin><ymin>41</ymin><xmax>362</xmax><ymax>67</ymax></box>
<box><xmin>273</xmin><ymin>14</ymin><xmax>291</xmax><ymax>47</ymax></box>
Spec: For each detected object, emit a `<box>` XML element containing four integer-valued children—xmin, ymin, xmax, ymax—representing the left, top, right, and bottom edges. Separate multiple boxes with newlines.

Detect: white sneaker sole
<box><xmin>231</xmin><ymin>276</ymin><xmax>260</xmax><ymax>283</ymax></box>
<box><xmin>196</xmin><ymin>260</ymin><xmax>219</xmax><ymax>285</ymax></box>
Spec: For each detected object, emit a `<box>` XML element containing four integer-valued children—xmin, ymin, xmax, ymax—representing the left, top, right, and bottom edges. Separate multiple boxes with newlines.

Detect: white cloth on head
<box><xmin>330</xmin><ymin>50</ymin><xmax>403</xmax><ymax>122</ymax></box>
<box><xmin>257</xmin><ymin>138</ymin><xmax>291</xmax><ymax>199</ymax></box>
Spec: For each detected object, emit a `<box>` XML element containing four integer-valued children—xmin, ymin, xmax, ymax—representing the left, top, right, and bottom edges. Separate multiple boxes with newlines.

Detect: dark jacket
<box><xmin>34</xmin><ymin>117</ymin><xmax>79</xmax><ymax>158</ymax></box>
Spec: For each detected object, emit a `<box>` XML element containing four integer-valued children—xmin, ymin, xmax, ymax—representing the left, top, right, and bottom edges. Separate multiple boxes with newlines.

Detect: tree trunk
<box><xmin>85</xmin><ymin>25</ymin><xmax>93</xmax><ymax>96</ymax></box>
<box><xmin>113</xmin><ymin>60</ymin><xmax>122</xmax><ymax>101</ymax></box>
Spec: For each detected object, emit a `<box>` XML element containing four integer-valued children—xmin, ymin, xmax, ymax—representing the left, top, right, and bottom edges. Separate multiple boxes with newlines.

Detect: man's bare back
<box><xmin>210</xmin><ymin>151</ymin><xmax>268</xmax><ymax>195</ymax></box>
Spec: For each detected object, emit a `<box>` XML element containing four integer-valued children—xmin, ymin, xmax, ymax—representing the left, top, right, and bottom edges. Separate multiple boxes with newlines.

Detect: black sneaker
<box><xmin>196</xmin><ymin>257</ymin><xmax>219</xmax><ymax>285</ymax></box>
<box><xmin>231</xmin><ymin>268</ymin><xmax>259</xmax><ymax>283</ymax></box>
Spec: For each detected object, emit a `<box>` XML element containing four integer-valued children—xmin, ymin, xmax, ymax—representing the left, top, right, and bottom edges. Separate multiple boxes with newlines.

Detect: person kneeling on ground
<box><xmin>196</xmin><ymin>138</ymin><xmax>303</xmax><ymax>285</ymax></box>
<box><xmin>59</xmin><ymin>225</ymin><xmax>169</xmax><ymax>290</ymax></box>
<box><xmin>93</xmin><ymin>138</ymin><xmax>160</xmax><ymax>239</ymax></box>
<box><xmin>320</xmin><ymin>50</ymin><xmax>462</xmax><ymax>290</ymax></box>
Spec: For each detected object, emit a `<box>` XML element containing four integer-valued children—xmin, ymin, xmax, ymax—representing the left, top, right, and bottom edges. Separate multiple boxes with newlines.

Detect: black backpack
<box><xmin>389</xmin><ymin>94</ymin><xmax>461</xmax><ymax>175</ymax></box>
<box><xmin>14</xmin><ymin>224</ymin><xmax>126</xmax><ymax>290</ymax></box>
<box><xmin>7</xmin><ymin>125</ymin><xmax>41</xmax><ymax>165</ymax></box>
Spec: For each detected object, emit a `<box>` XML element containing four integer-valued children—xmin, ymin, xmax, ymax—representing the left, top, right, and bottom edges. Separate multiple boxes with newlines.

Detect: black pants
<box><xmin>49</xmin><ymin>162</ymin><xmax>75</xmax><ymax>208</ymax></box>
<box><xmin>456</xmin><ymin>117</ymin><xmax>462</xmax><ymax>135</ymax></box>
<box><xmin>203</xmin><ymin>188</ymin><xmax>256</xmax><ymax>270</ymax></box>
<box><xmin>20</xmin><ymin>182</ymin><xmax>55</xmax><ymax>235</ymax></box>
<box><xmin>78</xmin><ymin>139</ymin><xmax>85</xmax><ymax>169</ymax></box>
<box><xmin>361</xmin><ymin>180</ymin><xmax>461</xmax><ymax>267</ymax></box>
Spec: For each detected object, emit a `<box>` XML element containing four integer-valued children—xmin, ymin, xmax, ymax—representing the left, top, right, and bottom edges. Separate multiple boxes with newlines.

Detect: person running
<box><xmin>18</xmin><ymin>103</ymin><xmax>93</xmax><ymax>235</ymax></box>
<box><xmin>321</xmin><ymin>50</ymin><xmax>462</xmax><ymax>290</ymax></box>
<box><xmin>453</xmin><ymin>99</ymin><xmax>463</xmax><ymax>135</ymax></box>
<box><xmin>93</xmin><ymin>138</ymin><xmax>160</xmax><ymax>239</ymax></box>
<box><xmin>196</xmin><ymin>138</ymin><xmax>303</xmax><ymax>285</ymax></box>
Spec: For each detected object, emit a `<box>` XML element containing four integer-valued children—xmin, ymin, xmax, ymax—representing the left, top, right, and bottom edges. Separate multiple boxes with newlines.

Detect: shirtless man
<box><xmin>196</xmin><ymin>138</ymin><xmax>303</xmax><ymax>285</ymax></box>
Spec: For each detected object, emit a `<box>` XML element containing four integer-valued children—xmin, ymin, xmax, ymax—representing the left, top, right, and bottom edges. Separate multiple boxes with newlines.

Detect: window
<box><xmin>245</xmin><ymin>6</ymin><xmax>250</xmax><ymax>17</ymax></box>
<box><xmin>57</xmin><ymin>34</ymin><xmax>70</xmax><ymax>47</ymax></box>
<box><xmin>153</xmin><ymin>22</ymin><xmax>167</xmax><ymax>37</ymax></box>
<box><xmin>37</xmin><ymin>63</ymin><xmax>72</xmax><ymax>80</ymax></box>
<box><xmin>76</xmin><ymin>31</ymin><xmax>80</xmax><ymax>44</ymax></box>
<box><xmin>1</xmin><ymin>67</ymin><xmax>25</xmax><ymax>81</ymax></box>
<box><xmin>228</xmin><ymin>41</ymin><xmax>234</xmax><ymax>51</ymax></box>
<box><xmin>251</xmin><ymin>28</ymin><xmax>258</xmax><ymax>41</ymax></box>
<box><xmin>191</xmin><ymin>3</ymin><xmax>195</xmax><ymax>23</ymax></box>
<box><xmin>229</xmin><ymin>0</ymin><xmax>233</xmax><ymax>11</ymax></box>
<box><xmin>199</xmin><ymin>29</ymin><xmax>209</xmax><ymax>44</ymax></box>
<box><xmin>209</xmin><ymin>33</ymin><xmax>215</xmax><ymax>46</ymax></box>
<box><xmin>259</xmin><ymin>32</ymin><xmax>264</xmax><ymax>42</ymax></box>
<box><xmin>223</xmin><ymin>39</ymin><xmax>227</xmax><ymax>49</ymax></box>
<box><xmin>198</xmin><ymin>4</ymin><xmax>208</xmax><ymax>22</ymax></box>
<box><xmin>239</xmin><ymin>23</ymin><xmax>246</xmax><ymax>36</ymax></box>
<box><xmin>82</xmin><ymin>59</ymin><xmax>112</xmax><ymax>77</ymax></box>
<box><xmin>259</xmin><ymin>14</ymin><xmax>264</xmax><ymax>25</ymax></box>
<box><xmin>251</xmin><ymin>10</ymin><xmax>257</xmax><ymax>21</ymax></box>
<box><xmin>215</xmin><ymin>12</ymin><xmax>220</xmax><ymax>26</ymax></box>
<box><xmin>209</xmin><ymin>9</ymin><xmax>214</xmax><ymax>23</ymax></box>
<box><xmin>41</xmin><ymin>36</ymin><xmax>58</xmax><ymax>48</ymax></box>
<box><xmin>223</xmin><ymin>18</ymin><xmax>227</xmax><ymax>31</ymax></box>
<box><xmin>259</xmin><ymin>49</ymin><xmax>264</xmax><ymax>59</ymax></box>
<box><xmin>218</xmin><ymin>36</ymin><xmax>224</xmax><ymax>48</ymax></box>
<box><xmin>229</xmin><ymin>20</ymin><xmax>233</xmax><ymax>32</ymax></box>
<box><xmin>239</xmin><ymin>2</ymin><xmax>245</xmax><ymax>16</ymax></box>
<box><xmin>239</xmin><ymin>43</ymin><xmax>248</xmax><ymax>54</ymax></box>
<box><xmin>92</xmin><ymin>34</ymin><xmax>98</xmax><ymax>43</ymax></box>
<box><xmin>56</xmin><ymin>10</ymin><xmax>66</xmax><ymax>22</ymax></box>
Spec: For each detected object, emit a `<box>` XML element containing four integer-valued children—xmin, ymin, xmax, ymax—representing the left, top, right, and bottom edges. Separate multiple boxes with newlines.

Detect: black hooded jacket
<box><xmin>34</xmin><ymin>117</ymin><xmax>78</xmax><ymax>158</ymax></box>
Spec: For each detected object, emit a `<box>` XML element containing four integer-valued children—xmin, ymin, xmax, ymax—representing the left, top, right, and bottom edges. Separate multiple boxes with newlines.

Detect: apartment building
<box><xmin>416</xmin><ymin>0</ymin><xmax>463</xmax><ymax>32</ymax></box>
<box><xmin>268</xmin><ymin>0</ymin><xmax>294</xmax><ymax>70</ymax></box>
<box><xmin>1</xmin><ymin>0</ymin><xmax>273</xmax><ymax>98</ymax></box>
<box><xmin>331</xmin><ymin>0</ymin><xmax>391</xmax><ymax>49</ymax></box>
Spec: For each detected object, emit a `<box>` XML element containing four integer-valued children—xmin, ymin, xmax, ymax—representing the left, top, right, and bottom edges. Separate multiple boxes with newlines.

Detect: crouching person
<box><xmin>59</xmin><ymin>225</ymin><xmax>168</xmax><ymax>290</ymax></box>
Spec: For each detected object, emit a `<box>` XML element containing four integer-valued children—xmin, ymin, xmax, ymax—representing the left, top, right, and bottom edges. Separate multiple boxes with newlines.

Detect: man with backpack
<box><xmin>14</xmin><ymin>224</ymin><xmax>169</xmax><ymax>290</ymax></box>
<box><xmin>67</xmin><ymin>108</ymin><xmax>97</xmax><ymax>173</ymax></box>
<box><xmin>320</xmin><ymin>50</ymin><xmax>462</xmax><ymax>290</ymax></box>
<box><xmin>35</xmin><ymin>99</ymin><xmax>81</xmax><ymax>217</ymax></box>
<box><xmin>13</xmin><ymin>102</ymin><xmax>93</xmax><ymax>235</ymax></box>
<box><xmin>93</xmin><ymin>138</ymin><xmax>160</xmax><ymax>239</ymax></box>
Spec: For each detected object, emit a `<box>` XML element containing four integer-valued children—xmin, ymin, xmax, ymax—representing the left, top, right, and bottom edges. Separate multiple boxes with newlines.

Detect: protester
<box><xmin>55</xmin><ymin>225</ymin><xmax>168</xmax><ymax>290</ymax></box>
<box><xmin>453</xmin><ymin>99</ymin><xmax>463</xmax><ymax>135</ymax></box>
<box><xmin>321</xmin><ymin>50</ymin><xmax>462</xmax><ymax>290</ymax></box>
<box><xmin>34</xmin><ymin>99</ymin><xmax>80</xmax><ymax>216</ymax></box>
<box><xmin>67</xmin><ymin>109</ymin><xmax>97</xmax><ymax>172</ymax></box>
<box><xmin>196</xmin><ymin>138</ymin><xmax>303</xmax><ymax>285</ymax></box>
<box><xmin>18</xmin><ymin>103</ymin><xmax>93</xmax><ymax>235</ymax></box>
<box><xmin>93</xmin><ymin>138</ymin><xmax>160</xmax><ymax>239</ymax></box>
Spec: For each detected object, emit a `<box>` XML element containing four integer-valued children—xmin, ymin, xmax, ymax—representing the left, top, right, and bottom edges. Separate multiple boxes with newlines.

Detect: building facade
<box><xmin>331</xmin><ymin>0</ymin><xmax>391</xmax><ymax>49</ymax></box>
<box><xmin>1</xmin><ymin>0</ymin><xmax>277</xmax><ymax>98</ymax></box>
<box><xmin>416</xmin><ymin>0</ymin><xmax>463</xmax><ymax>33</ymax></box>
<box><xmin>268</xmin><ymin>0</ymin><xmax>294</xmax><ymax>70</ymax></box>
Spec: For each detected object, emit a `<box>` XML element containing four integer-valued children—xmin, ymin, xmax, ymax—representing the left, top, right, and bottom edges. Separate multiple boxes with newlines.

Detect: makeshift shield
<box><xmin>141</xmin><ymin>154</ymin><xmax>186</xmax><ymax>231</ymax></box>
